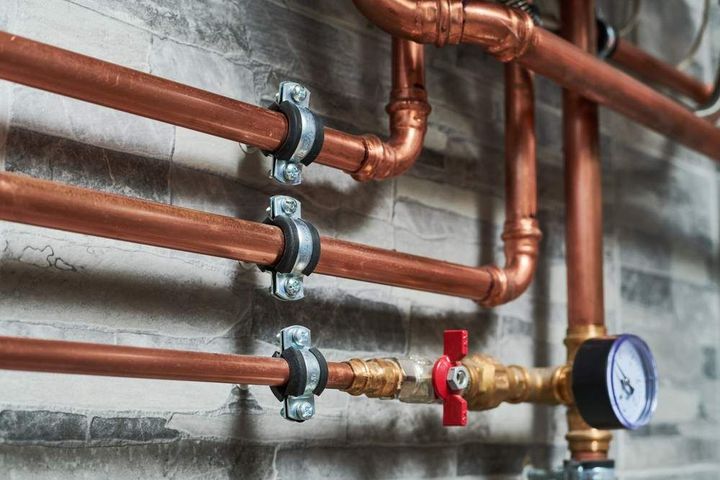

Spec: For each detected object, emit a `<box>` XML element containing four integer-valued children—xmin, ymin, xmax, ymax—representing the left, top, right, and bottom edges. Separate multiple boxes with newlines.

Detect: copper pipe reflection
<box><xmin>352</xmin><ymin>0</ymin><xmax>720</xmax><ymax>161</ymax></box>
<box><xmin>612</xmin><ymin>39</ymin><xmax>713</xmax><ymax>105</ymax></box>
<box><xmin>561</xmin><ymin>0</ymin><xmax>610</xmax><ymax>462</ymax></box>
<box><xmin>0</xmin><ymin>336</ymin><xmax>355</xmax><ymax>390</ymax></box>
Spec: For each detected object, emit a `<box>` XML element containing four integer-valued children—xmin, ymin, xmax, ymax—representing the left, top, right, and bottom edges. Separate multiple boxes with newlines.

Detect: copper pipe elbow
<box><xmin>353</xmin><ymin>38</ymin><xmax>431</xmax><ymax>181</ymax></box>
<box><xmin>352</xmin><ymin>0</ymin><xmax>536</xmax><ymax>61</ymax></box>
<box><xmin>353</xmin><ymin>99</ymin><xmax>430</xmax><ymax>181</ymax></box>
<box><xmin>352</xmin><ymin>0</ymin><xmax>464</xmax><ymax>47</ymax></box>
<box><xmin>480</xmin><ymin>218</ymin><xmax>542</xmax><ymax>307</ymax></box>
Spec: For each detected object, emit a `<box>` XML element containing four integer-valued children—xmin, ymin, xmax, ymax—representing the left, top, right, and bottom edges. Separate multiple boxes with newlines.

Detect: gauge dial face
<box><xmin>607</xmin><ymin>335</ymin><xmax>657</xmax><ymax>429</ymax></box>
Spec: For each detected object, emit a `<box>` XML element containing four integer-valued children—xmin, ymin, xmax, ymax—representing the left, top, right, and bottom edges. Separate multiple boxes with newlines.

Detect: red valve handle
<box><xmin>432</xmin><ymin>329</ymin><xmax>468</xmax><ymax>427</ymax></box>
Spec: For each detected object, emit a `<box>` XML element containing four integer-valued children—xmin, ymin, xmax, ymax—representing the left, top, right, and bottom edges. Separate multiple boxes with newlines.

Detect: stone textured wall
<box><xmin>0</xmin><ymin>0</ymin><xmax>718</xmax><ymax>478</ymax></box>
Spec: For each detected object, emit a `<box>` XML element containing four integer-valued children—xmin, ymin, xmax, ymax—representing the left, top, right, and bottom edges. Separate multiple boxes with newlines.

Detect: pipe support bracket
<box><xmin>265</xmin><ymin>81</ymin><xmax>324</xmax><ymax>185</ymax></box>
<box><xmin>271</xmin><ymin>325</ymin><xmax>328</xmax><ymax>422</ymax></box>
<box><xmin>261</xmin><ymin>196</ymin><xmax>321</xmax><ymax>301</ymax></box>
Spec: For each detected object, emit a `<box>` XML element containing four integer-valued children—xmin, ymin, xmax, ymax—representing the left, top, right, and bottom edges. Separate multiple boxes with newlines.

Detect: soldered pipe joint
<box><xmin>479</xmin><ymin>218</ymin><xmax>542</xmax><ymax>307</ymax></box>
<box><xmin>353</xmin><ymin>95</ymin><xmax>431</xmax><ymax>181</ymax></box>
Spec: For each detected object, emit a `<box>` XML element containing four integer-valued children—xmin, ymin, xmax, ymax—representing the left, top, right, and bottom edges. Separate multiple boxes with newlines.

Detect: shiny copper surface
<box><xmin>561</xmin><ymin>0</ymin><xmax>610</xmax><ymax>461</ymax></box>
<box><xmin>562</xmin><ymin>0</ymin><xmax>604</xmax><ymax>330</ymax></box>
<box><xmin>0</xmin><ymin>172</ymin><xmax>498</xmax><ymax>300</ymax></box>
<box><xmin>352</xmin><ymin>0</ymin><xmax>720</xmax><ymax>161</ymax></box>
<box><xmin>0</xmin><ymin>31</ymin><xmax>365</xmax><ymax>174</ymax></box>
<box><xmin>0</xmin><ymin>335</ymin><xmax>356</xmax><ymax>389</ymax></box>
<box><xmin>0</xmin><ymin>172</ymin><xmax>285</xmax><ymax>267</ymax></box>
<box><xmin>353</xmin><ymin>38</ymin><xmax>430</xmax><ymax>181</ymax></box>
<box><xmin>318</xmin><ymin>236</ymin><xmax>494</xmax><ymax>300</ymax></box>
<box><xmin>612</xmin><ymin>39</ymin><xmax>713</xmax><ymax>105</ymax></box>
<box><xmin>481</xmin><ymin>62</ymin><xmax>541</xmax><ymax>307</ymax></box>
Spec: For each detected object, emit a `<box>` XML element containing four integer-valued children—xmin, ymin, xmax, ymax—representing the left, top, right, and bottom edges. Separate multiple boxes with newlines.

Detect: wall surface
<box><xmin>0</xmin><ymin>0</ymin><xmax>718</xmax><ymax>478</ymax></box>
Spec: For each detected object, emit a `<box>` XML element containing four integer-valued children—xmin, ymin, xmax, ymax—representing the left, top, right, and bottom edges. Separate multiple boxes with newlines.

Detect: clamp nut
<box><xmin>447</xmin><ymin>366</ymin><xmax>469</xmax><ymax>391</ymax></box>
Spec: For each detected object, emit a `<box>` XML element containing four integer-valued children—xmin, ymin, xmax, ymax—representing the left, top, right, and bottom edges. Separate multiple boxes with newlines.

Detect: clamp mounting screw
<box><xmin>282</xmin><ymin>198</ymin><xmax>298</xmax><ymax>215</ymax></box>
<box><xmin>284</xmin><ymin>163</ymin><xmax>301</xmax><ymax>182</ymax></box>
<box><xmin>285</xmin><ymin>277</ymin><xmax>303</xmax><ymax>298</ymax></box>
<box><xmin>295</xmin><ymin>400</ymin><xmax>315</xmax><ymax>420</ymax></box>
<box><xmin>291</xmin><ymin>84</ymin><xmax>308</xmax><ymax>103</ymax></box>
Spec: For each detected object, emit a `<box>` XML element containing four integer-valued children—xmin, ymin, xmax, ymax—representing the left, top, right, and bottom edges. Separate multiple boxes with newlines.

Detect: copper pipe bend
<box><xmin>352</xmin><ymin>1</ymin><xmax>535</xmax><ymax>60</ymax></box>
<box><xmin>353</xmin><ymin>38</ymin><xmax>431</xmax><ymax>181</ymax></box>
<box><xmin>352</xmin><ymin>0</ymin><xmax>464</xmax><ymax>47</ymax></box>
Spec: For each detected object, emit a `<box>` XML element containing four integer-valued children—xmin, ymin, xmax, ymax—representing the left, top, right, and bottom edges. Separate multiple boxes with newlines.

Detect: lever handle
<box><xmin>432</xmin><ymin>329</ymin><xmax>469</xmax><ymax>427</ymax></box>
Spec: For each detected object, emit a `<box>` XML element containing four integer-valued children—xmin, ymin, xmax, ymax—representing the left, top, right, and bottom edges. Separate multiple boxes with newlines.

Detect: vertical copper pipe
<box><xmin>0</xmin><ymin>336</ymin><xmax>355</xmax><ymax>390</ymax></box>
<box><xmin>353</xmin><ymin>38</ymin><xmax>430</xmax><ymax>180</ymax></box>
<box><xmin>611</xmin><ymin>39</ymin><xmax>713</xmax><ymax>105</ymax></box>
<box><xmin>561</xmin><ymin>0</ymin><xmax>611</xmax><ymax>462</ymax></box>
<box><xmin>481</xmin><ymin>62</ymin><xmax>542</xmax><ymax>306</ymax></box>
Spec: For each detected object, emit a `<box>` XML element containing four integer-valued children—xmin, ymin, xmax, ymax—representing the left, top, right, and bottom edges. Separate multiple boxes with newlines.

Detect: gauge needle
<box><xmin>618</xmin><ymin>365</ymin><xmax>635</xmax><ymax>397</ymax></box>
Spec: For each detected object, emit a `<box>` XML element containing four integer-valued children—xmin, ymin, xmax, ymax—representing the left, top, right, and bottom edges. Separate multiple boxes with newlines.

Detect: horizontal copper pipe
<box><xmin>0</xmin><ymin>172</ymin><xmax>496</xmax><ymax>301</ymax></box>
<box><xmin>0</xmin><ymin>31</ymin><xmax>430</xmax><ymax>180</ymax></box>
<box><xmin>351</xmin><ymin>0</ymin><xmax>720</xmax><ymax>161</ymax></box>
<box><xmin>611</xmin><ymin>39</ymin><xmax>713</xmax><ymax>105</ymax></box>
<box><xmin>0</xmin><ymin>31</ymin><xmax>363</xmax><ymax>174</ymax></box>
<box><xmin>0</xmin><ymin>336</ymin><xmax>355</xmax><ymax>389</ymax></box>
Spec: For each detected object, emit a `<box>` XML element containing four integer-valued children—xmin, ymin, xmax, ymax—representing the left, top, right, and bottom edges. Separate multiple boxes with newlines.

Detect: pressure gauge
<box><xmin>572</xmin><ymin>334</ymin><xmax>658</xmax><ymax>430</ymax></box>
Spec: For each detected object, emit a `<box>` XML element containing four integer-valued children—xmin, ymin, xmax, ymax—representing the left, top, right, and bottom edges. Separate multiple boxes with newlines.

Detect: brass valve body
<box><xmin>461</xmin><ymin>354</ymin><xmax>571</xmax><ymax>411</ymax></box>
<box><xmin>564</xmin><ymin>325</ymin><xmax>612</xmax><ymax>460</ymax></box>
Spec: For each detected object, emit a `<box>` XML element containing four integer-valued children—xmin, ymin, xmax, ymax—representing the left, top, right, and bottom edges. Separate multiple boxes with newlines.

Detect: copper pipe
<box><xmin>0</xmin><ymin>172</ymin><xmax>498</xmax><ymax>301</ymax></box>
<box><xmin>0</xmin><ymin>31</ymin><xmax>428</xmax><ymax>180</ymax></box>
<box><xmin>481</xmin><ymin>62</ymin><xmax>541</xmax><ymax>306</ymax></box>
<box><xmin>0</xmin><ymin>336</ymin><xmax>355</xmax><ymax>389</ymax></box>
<box><xmin>611</xmin><ymin>38</ymin><xmax>713</xmax><ymax>105</ymax></box>
<box><xmin>353</xmin><ymin>38</ymin><xmax>430</xmax><ymax>180</ymax></box>
<box><xmin>351</xmin><ymin>0</ymin><xmax>720</xmax><ymax>161</ymax></box>
<box><xmin>0</xmin><ymin>30</ymin><xmax>363</xmax><ymax>174</ymax></box>
<box><xmin>561</xmin><ymin>0</ymin><xmax>610</xmax><ymax>462</ymax></box>
<box><xmin>562</xmin><ymin>4</ymin><xmax>604</xmax><ymax>331</ymax></box>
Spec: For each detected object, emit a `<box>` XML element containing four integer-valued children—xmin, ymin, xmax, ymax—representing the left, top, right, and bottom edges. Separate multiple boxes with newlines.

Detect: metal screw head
<box><xmin>295</xmin><ymin>401</ymin><xmax>314</xmax><ymax>420</ymax></box>
<box><xmin>284</xmin><ymin>163</ymin><xmax>301</xmax><ymax>182</ymax></box>
<box><xmin>447</xmin><ymin>366</ymin><xmax>469</xmax><ymax>391</ymax></box>
<box><xmin>291</xmin><ymin>84</ymin><xmax>308</xmax><ymax>103</ymax></box>
<box><xmin>282</xmin><ymin>198</ymin><xmax>298</xmax><ymax>215</ymax></box>
<box><xmin>292</xmin><ymin>328</ymin><xmax>310</xmax><ymax>347</ymax></box>
<box><xmin>284</xmin><ymin>277</ymin><xmax>303</xmax><ymax>298</ymax></box>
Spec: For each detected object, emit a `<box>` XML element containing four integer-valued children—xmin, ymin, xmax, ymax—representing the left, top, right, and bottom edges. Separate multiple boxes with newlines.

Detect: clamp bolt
<box><xmin>282</xmin><ymin>198</ymin><xmax>298</xmax><ymax>215</ymax></box>
<box><xmin>447</xmin><ymin>366</ymin><xmax>469</xmax><ymax>391</ymax></box>
<box><xmin>284</xmin><ymin>163</ymin><xmax>301</xmax><ymax>182</ymax></box>
<box><xmin>291</xmin><ymin>84</ymin><xmax>308</xmax><ymax>103</ymax></box>
<box><xmin>285</xmin><ymin>277</ymin><xmax>303</xmax><ymax>298</ymax></box>
<box><xmin>292</xmin><ymin>327</ymin><xmax>310</xmax><ymax>347</ymax></box>
<box><xmin>295</xmin><ymin>401</ymin><xmax>315</xmax><ymax>420</ymax></box>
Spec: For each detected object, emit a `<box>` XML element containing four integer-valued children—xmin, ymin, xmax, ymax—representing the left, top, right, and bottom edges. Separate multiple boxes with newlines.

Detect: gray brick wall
<box><xmin>0</xmin><ymin>0</ymin><xmax>717</xmax><ymax>478</ymax></box>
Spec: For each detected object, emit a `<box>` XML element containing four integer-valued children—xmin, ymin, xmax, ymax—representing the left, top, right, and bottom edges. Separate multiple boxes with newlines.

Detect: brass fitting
<box><xmin>564</xmin><ymin>325</ymin><xmax>612</xmax><ymax>460</ymax></box>
<box><xmin>342</xmin><ymin>357</ymin><xmax>437</xmax><ymax>403</ymax></box>
<box><xmin>461</xmin><ymin>354</ymin><xmax>571</xmax><ymax>411</ymax></box>
<box><xmin>342</xmin><ymin>358</ymin><xmax>404</xmax><ymax>399</ymax></box>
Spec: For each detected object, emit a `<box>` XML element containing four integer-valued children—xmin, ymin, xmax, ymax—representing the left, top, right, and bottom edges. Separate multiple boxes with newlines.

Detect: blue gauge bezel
<box><xmin>606</xmin><ymin>334</ymin><xmax>658</xmax><ymax>430</ymax></box>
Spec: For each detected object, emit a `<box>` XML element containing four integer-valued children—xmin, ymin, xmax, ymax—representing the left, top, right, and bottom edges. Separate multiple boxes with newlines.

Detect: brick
<box><xmin>0</xmin><ymin>410</ymin><xmax>87</xmax><ymax>442</ymax></box>
<box><xmin>89</xmin><ymin>417</ymin><xmax>178</xmax><ymax>443</ymax></box>
<box><xmin>5</xmin><ymin>128</ymin><xmax>170</xmax><ymax>202</ymax></box>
